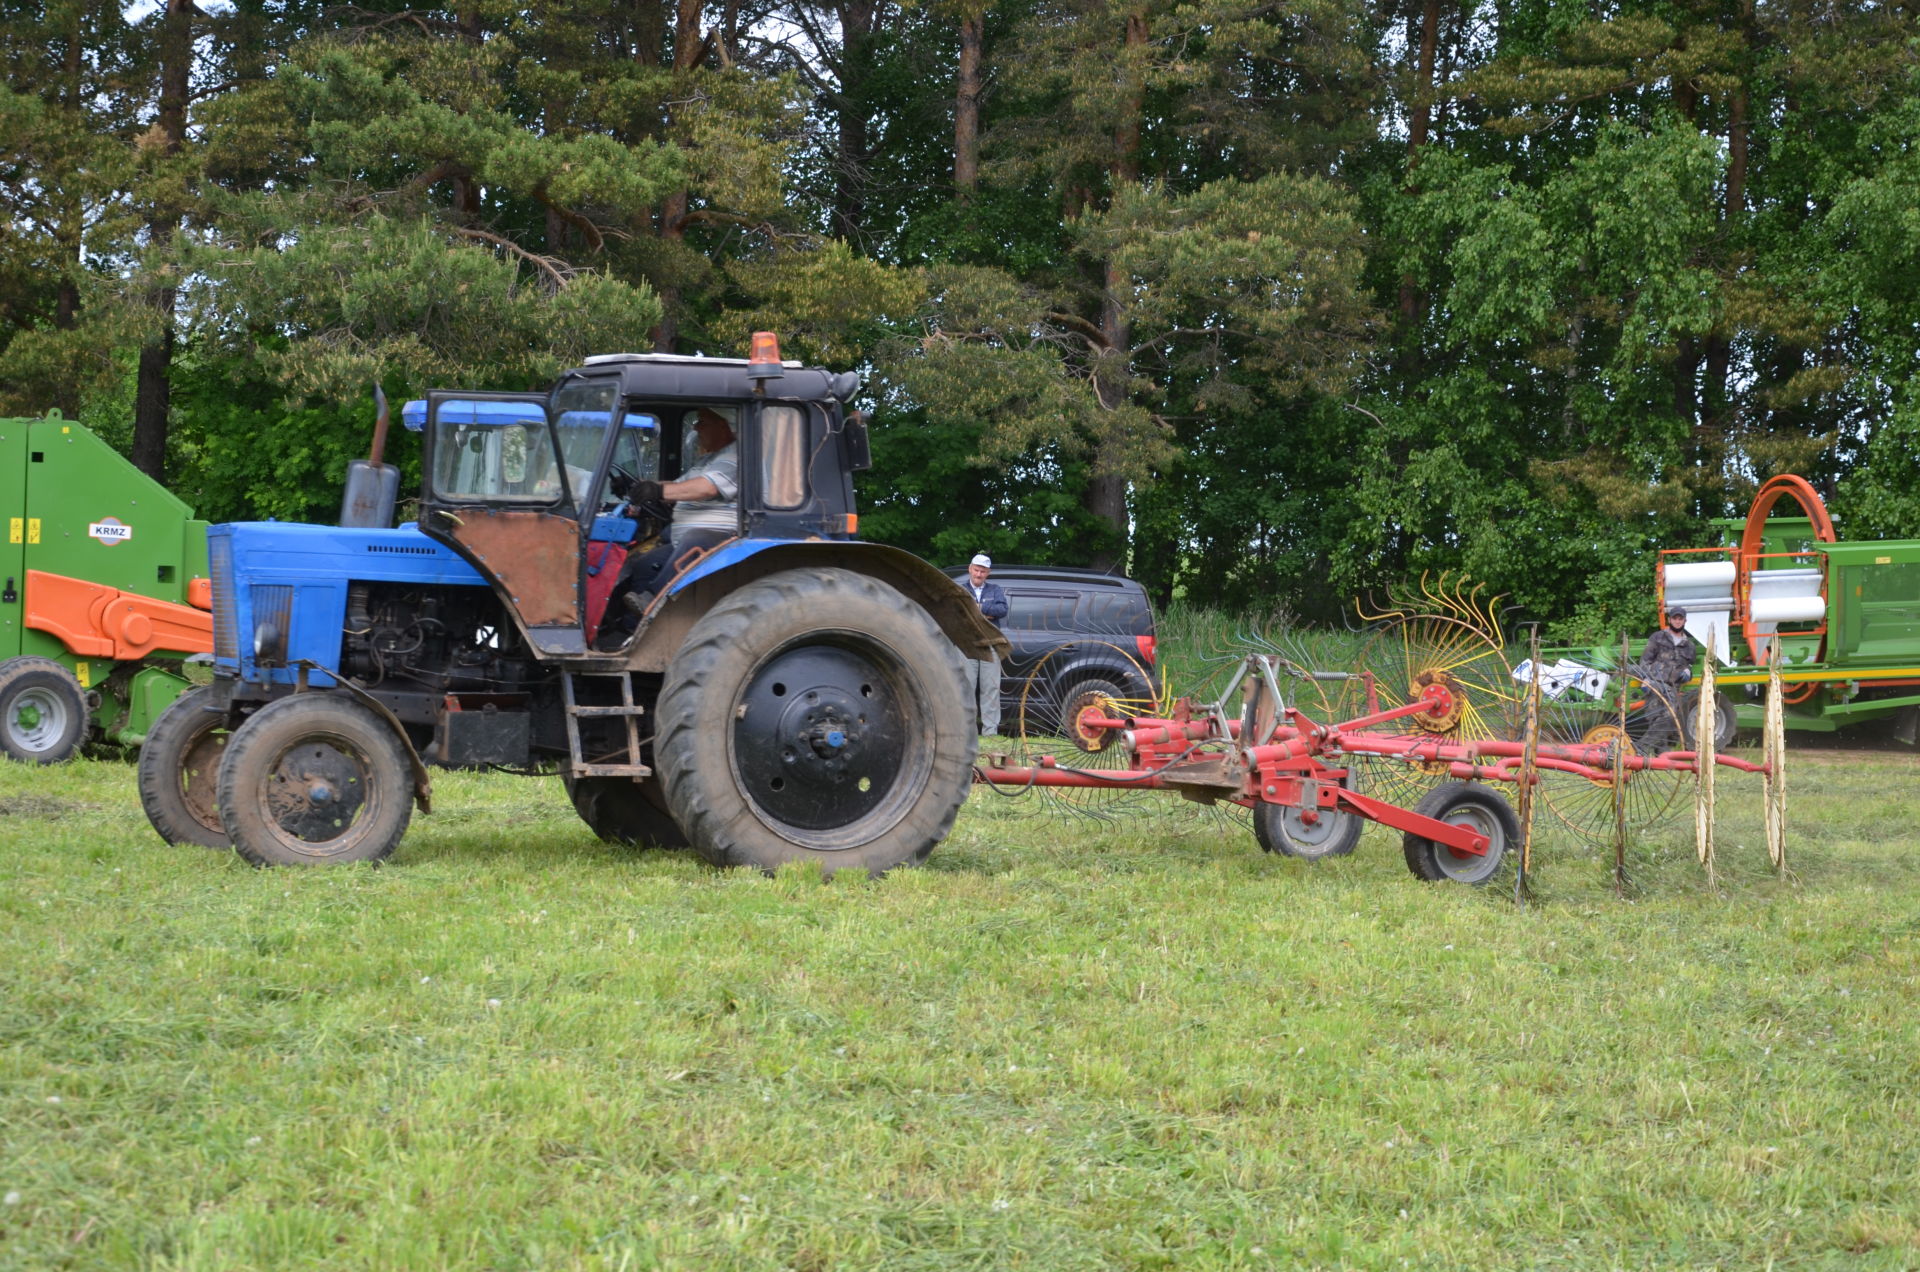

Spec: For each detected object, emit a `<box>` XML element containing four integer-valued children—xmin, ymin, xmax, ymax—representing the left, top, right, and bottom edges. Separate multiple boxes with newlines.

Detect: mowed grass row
<box><xmin>2</xmin><ymin>737</ymin><xmax>1918</xmax><ymax>1270</ymax></box>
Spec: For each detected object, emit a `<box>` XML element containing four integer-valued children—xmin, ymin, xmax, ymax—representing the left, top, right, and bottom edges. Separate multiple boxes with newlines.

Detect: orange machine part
<box><xmin>1739</xmin><ymin>475</ymin><xmax>1837</xmax><ymax>668</ymax></box>
<box><xmin>24</xmin><ymin>569</ymin><xmax>215</xmax><ymax>660</ymax></box>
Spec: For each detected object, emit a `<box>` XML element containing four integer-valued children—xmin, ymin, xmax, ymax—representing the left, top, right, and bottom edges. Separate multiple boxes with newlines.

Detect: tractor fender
<box><xmin>626</xmin><ymin>539</ymin><xmax>1009</xmax><ymax>672</ymax></box>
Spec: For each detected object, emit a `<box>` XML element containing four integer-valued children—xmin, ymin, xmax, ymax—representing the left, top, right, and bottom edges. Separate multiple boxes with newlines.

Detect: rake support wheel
<box><xmin>1253</xmin><ymin>772</ymin><xmax>1363</xmax><ymax>861</ymax></box>
<box><xmin>1402</xmin><ymin>781</ymin><xmax>1518</xmax><ymax>886</ymax></box>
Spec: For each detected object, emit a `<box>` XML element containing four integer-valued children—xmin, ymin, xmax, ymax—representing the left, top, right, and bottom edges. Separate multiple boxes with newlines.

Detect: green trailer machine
<box><xmin>1656</xmin><ymin>474</ymin><xmax>1920</xmax><ymax>741</ymax></box>
<box><xmin>1</xmin><ymin>413</ymin><xmax>213</xmax><ymax>763</ymax></box>
<box><xmin>1531</xmin><ymin>475</ymin><xmax>1920</xmax><ymax>748</ymax></box>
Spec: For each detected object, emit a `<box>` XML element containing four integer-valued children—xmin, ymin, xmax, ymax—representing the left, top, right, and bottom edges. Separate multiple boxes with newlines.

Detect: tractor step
<box><xmin>561</xmin><ymin>671</ymin><xmax>650</xmax><ymax>778</ymax></box>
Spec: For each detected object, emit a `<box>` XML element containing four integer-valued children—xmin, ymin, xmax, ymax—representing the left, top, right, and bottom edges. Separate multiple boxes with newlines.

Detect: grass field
<box><xmin>3</xmin><ymin>739</ymin><xmax>1918</xmax><ymax>1270</ymax></box>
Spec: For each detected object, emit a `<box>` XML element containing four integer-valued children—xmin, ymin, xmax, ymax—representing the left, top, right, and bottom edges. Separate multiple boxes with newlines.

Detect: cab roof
<box><xmin>558</xmin><ymin>355</ymin><xmax>860</xmax><ymax>405</ymax></box>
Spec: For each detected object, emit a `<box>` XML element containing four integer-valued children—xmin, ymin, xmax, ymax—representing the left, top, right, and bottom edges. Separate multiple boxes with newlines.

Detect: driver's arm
<box><xmin>660</xmin><ymin>474</ymin><xmax>720</xmax><ymax>502</ymax></box>
<box><xmin>621</xmin><ymin>474</ymin><xmax>719</xmax><ymax>513</ymax></box>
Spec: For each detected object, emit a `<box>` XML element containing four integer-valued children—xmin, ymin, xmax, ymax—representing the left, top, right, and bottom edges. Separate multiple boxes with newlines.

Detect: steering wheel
<box><xmin>624</xmin><ymin>496</ymin><xmax>672</xmax><ymax>543</ymax></box>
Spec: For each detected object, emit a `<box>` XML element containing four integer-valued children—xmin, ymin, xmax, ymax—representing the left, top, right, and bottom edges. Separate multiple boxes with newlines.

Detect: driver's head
<box><xmin>693</xmin><ymin>408</ymin><xmax>734</xmax><ymax>453</ymax></box>
<box><xmin>1666</xmin><ymin>605</ymin><xmax>1687</xmax><ymax>627</ymax></box>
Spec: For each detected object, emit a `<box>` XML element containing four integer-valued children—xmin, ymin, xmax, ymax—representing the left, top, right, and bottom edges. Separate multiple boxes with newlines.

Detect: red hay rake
<box><xmin>976</xmin><ymin>593</ymin><xmax>1788</xmax><ymax>889</ymax></box>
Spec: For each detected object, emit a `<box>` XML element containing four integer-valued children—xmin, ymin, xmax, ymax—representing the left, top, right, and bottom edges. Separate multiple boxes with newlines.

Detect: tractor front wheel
<box><xmin>216</xmin><ymin>694</ymin><xmax>413</xmax><ymax>867</ymax></box>
<box><xmin>656</xmin><ymin>568</ymin><xmax>976</xmax><ymax>875</ymax></box>
<box><xmin>137</xmin><ymin>685</ymin><xmax>235</xmax><ymax>848</ymax></box>
<box><xmin>561</xmin><ymin>773</ymin><xmax>687</xmax><ymax>849</ymax></box>
<box><xmin>1401</xmin><ymin>781</ymin><xmax>1518</xmax><ymax>886</ymax></box>
<box><xmin>0</xmin><ymin>656</ymin><xmax>89</xmax><ymax>764</ymax></box>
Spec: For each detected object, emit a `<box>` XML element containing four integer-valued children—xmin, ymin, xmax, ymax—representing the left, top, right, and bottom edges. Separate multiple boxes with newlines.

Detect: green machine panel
<box><xmin>1</xmin><ymin>414</ymin><xmax>211</xmax><ymax>664</ymax></box>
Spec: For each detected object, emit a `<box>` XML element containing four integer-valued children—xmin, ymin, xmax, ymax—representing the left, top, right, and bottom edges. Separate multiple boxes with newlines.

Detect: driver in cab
<box><xmin>599</xmin><ymin>407</ymin><xmax>739</xmax><ymax>645</ymax></box>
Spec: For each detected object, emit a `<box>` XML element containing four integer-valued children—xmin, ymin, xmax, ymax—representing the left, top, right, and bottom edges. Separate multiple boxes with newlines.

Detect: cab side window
<box><xmin>760</xmin><ymin>405</ymin><xmax>807</xmax><ymax>509</ymax></box>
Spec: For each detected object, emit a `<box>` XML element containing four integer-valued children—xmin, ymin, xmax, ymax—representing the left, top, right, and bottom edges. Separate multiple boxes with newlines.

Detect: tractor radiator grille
<box><xmin>209</xmin><ymin>535</ymin><xmax>237</xmax><ymax>660</ymax></box>
<box><xmin>252</xmin><ymin>585</ymin><xmax>294</xmax><ymax>658</ymax></box>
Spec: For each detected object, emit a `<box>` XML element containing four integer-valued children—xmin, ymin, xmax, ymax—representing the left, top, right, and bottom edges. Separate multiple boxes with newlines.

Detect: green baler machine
<box><xmin>1</xmin><ymin>413</ymin><xmax>213</xmax><ymax>762</ymax></box>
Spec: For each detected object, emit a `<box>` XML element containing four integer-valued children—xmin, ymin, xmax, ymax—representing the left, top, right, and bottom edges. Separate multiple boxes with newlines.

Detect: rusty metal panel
<box><xmin>450</xmin><ymin>509</ymin><xmax>580</xmax><ymax>628</ymax></box>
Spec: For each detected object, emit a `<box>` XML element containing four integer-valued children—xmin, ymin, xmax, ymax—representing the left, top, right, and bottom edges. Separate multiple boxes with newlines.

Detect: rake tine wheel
<box><xmin>1342</xmin><ymin>574</ymin><xmax>1522</xmax><ymax>812</ymax></box>
<box><xmin>1535</xmin><ymin>638</ymin><xmax>1688</xmax><ymax>849</ymax></box>
<box><xmin>1613</xmin><ymin>634</ymin><xmax>1630</xmax><ymax>895</ymax></box>
<box><xmin>1764</xmin><ymin>646</ymin><xmax>1788</xmax><ymax>874</ymax></box>
<box><xmin>1515</xmin><ymin>626</ymin><xmax>1542</xmax><ymax>906</ymax></box>
<box><xmin>1695</xmin><ymin>624</ymin><xmax>1717</xmax><ymax>879</ymax></box>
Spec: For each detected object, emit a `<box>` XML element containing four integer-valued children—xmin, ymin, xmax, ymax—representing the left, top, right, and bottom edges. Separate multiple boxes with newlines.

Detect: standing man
<box><xmin>961</xmin><ymin>553</ymin><xmax>1009</xmax><ymax>737</ymax></box>
<box><xmin>1638</xmin><ymin>604</ymin><xmax>1697</xmax><ymax>751</ymax></box>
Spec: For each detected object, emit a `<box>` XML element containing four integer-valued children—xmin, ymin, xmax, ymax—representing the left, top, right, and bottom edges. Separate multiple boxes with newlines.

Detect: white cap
<box><xmin>969</xmin><ymin>554</ymin><xmax>992</xmax><ymax>569</ymax></box>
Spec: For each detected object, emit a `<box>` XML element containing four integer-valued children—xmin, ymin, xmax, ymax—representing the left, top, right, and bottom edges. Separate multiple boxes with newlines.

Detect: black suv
<box><xmin>946</xmin><ymin>565</ymin><xmax>1159</xmax><ymax>744</ymax></box>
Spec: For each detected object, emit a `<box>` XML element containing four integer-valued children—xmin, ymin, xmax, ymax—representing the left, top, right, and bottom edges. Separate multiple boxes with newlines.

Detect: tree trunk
<box><xmin>953</xmin><ymin>9</ymin><xmax>983</xmax><ymax>195</ymax></box>
<box><xmin>1083</xmin><ymin>7</ymin><xmax>1148</xmax><ymax>571</ymax></box>
<box><xmin>132</xmin><ymin>0</ymin><xmax>192</xmax><ymax>482</ymax></box>
<box><xmin>1397</xmin><ymin>0</ymin><xmax>1442</xmax><ymax>329</ymax></box>
<box><xmin>833</xmin><ymin>0</ymin><xmax>880</xmax><ymax>242</ymax></box>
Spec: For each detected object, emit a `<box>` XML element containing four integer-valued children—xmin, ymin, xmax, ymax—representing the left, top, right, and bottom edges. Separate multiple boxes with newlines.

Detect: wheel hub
<box><xmin>733</xmin><ymin>644</ymin><xmax>908</xmax><ymax>834</ymax></box>
<box><xmin>263</xmin><ymin>740</ymin><xmax>369</xmax><ymax>843</ymax></box>
<box><xmin>8</xmin><ymin>688</ymin><xmax>68</xmax><ymax>753</ymax></box>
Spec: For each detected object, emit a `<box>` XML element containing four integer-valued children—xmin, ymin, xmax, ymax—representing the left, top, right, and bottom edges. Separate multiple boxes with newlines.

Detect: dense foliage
<box><xmin>2</xmin><ymin>0</ymin><xmax>1916</xmax><ymax>634</ymax></box>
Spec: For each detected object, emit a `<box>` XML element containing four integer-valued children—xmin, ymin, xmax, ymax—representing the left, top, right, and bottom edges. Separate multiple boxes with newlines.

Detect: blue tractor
<box><xmin>136</xmin><ymin>338</ymin><xmax>1006</xmax><ymax>872</ymax></box>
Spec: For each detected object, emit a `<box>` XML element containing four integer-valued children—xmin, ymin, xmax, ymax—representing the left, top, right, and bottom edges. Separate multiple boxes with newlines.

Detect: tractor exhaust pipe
<box><xmin>339</xmin><ymin>384</ymin><xmax>400</xmax><ymax>528</ymax></box>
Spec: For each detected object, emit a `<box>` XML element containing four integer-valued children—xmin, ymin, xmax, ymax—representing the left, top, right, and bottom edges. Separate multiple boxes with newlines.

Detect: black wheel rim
<box><xmin>259</xmin><ymin>732</ymin><xmax>373</xmax><ymax>847</ymax></box>
<box><xmin>729</xmin><ymin>640</ymin><xmax>924</xmax><ymax>846</ymax></box>
<box><xmin>1435</xmin><ymin>803</ymin><xmax>1503</xmax><ymax>884</ymax></box>
<box><xmin>180</xmin><ymin>726</ymin><xmax>230</xmax><ymax>833</ymax></box>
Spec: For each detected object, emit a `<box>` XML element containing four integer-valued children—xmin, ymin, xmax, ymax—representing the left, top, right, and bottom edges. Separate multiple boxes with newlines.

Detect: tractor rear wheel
<box><xmin>0</xmin><ymin>656</ymin><xmax>89</xmax><ymax>764</ymax></box>
<box><xmin>561</xmin><ymin>773</ymin><xmax>687</xmax><ymax>849</ymax></box>
<box><xmin>137</xmin><ymin>684</ymin><xmax>235</xmax><ymax>848</ymax></box>
<box><xmin>1401</xmin><ymin>781</ymin><xmax>1517</xmax><ymax>886</ymax></box>
<box><xmin>1253</xmin><ymin>772</ymin><xmax>1363</xmax><ymax>861</ymax></box>
<box><xmin>217</xmin><ymin>694</ymin><xmax>412</xmax><ymax>867</ymax></box>
<box><xmin>656</xmin><ymin>568</ymin><xmax>976</xmax><ymax>875</ymax></box>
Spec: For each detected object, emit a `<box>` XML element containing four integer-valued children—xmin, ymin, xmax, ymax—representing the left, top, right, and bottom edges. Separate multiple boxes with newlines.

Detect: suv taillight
<box><xmin>1136</xmin><ymin>633</ymin><xmax>1156</xmax><ymax>664</ymax></box>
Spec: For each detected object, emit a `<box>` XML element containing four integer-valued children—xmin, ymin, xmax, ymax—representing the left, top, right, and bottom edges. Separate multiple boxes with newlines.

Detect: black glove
<box><xmin>622</xmin><ymin>480</ymin><xmax>664</xmax><ymax>514</ymax></box>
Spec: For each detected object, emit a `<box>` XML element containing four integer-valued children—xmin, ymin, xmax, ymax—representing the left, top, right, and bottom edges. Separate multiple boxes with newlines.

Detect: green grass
<box><xmin>3</xmin><ymin>744</ymin><xmax>1918</xmax><ymax>1270</ymax></box>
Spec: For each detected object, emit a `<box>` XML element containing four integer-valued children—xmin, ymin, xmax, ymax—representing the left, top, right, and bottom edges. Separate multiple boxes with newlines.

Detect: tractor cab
<box><xmin>409</xmin><ymin>335</ymin><xmax>871</xmax><ymax>658</ymax></box>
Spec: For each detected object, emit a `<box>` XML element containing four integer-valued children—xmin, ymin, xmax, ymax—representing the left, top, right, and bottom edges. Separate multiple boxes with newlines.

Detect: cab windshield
<box><xmin>429</xmin><ymin>400</ymin><xmax>566</xmax><ymax>504</ymax></box>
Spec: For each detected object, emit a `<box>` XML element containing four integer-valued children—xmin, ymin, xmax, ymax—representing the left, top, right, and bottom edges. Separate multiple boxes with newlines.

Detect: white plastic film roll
<box><xmin>1750</xmin><ymin>595</ymin><xmax>1827</xmax><ymax>624</ymax></box>
<box><xmin>1663</xmin><ymin>560</ymin><xmax>1737</xmax><ymax>590</ymax></box>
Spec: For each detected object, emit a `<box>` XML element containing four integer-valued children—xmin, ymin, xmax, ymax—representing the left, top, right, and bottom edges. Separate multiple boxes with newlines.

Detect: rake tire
<box><xmin>1401</xmin><ymin>781</ymin><xmax>1517</xmax><ymax>886</ymax></box>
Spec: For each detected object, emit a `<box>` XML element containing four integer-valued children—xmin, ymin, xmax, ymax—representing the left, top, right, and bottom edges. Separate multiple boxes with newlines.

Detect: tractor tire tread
<box><xmin>136</xmin><ymin>684</ymin><xmax>234</xmax><ymax>849</ymax></box>
<box><xmin>216</xmin><ymin>694</ymin><xmax>412</xmax><ymax>868</ymax></box>
<box><xmin>0</xmin><ymin>656</ymin><xmax>90</xmax><ymax>765</ymax></box>
<box><xmin>656</xmin><ymin>567</ymin><xmax>974</xmax><ymax>874</ymax></box>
